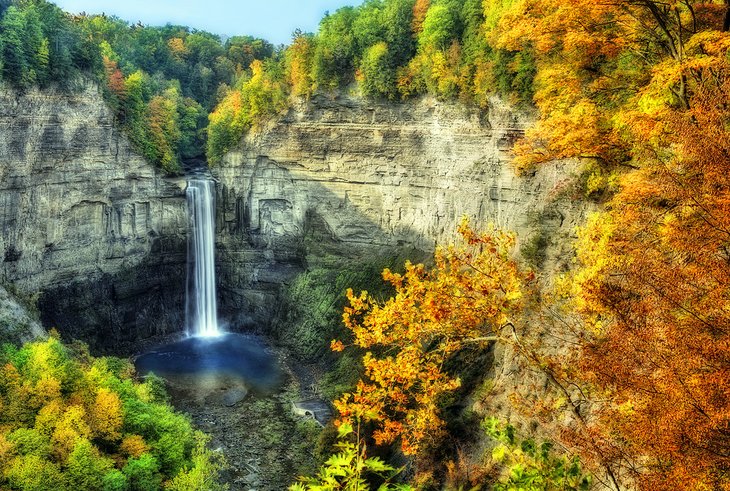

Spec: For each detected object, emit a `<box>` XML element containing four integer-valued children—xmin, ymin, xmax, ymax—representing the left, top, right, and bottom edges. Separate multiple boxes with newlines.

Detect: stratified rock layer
<box><xmin>0</xmin><ymin>85</ymin><xmax>586</xmax><ymax>350</ymax></box>
<box><xmin>215</xmin><ymin>94</ymin><xmax>586</xmax><ymax>325</ymax></box>
<box><xmin>0</xmin><ymin>83</ymin><xmax>187</xmax><ymax>350</ymax></box>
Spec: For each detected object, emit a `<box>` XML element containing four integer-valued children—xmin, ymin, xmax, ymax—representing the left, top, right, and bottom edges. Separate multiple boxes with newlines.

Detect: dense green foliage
<box><xmin>0</xmin><ymin>336</ymin><xmax>225</xmax><ymax>490</ymax></box>
<box><xmin>0</xmin><ymin>0</ymin><xmax>98</xmax><ymax>90</ymax></box>
<box><xmin>483</xmin><ymin>418</ymin><xmax>592</xmax><ymax>491</ymax></box>
<box><xmin>290</xmin><ymin>423</ymin><xmax>411</xmax><ymax>491</ymax></box>
<box><xmin>206</xmin><ymin>0</ymin><xmax>538</xmax><ymax>164</ymax></box>
<box><xmin>0</xmin><ymin>0</ymin><xmax>273</xmax><ymax>172</ymax></box>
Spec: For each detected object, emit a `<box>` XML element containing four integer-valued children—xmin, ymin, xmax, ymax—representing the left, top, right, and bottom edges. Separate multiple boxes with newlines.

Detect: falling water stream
<box><xmin>135</xmin><ymin>175</ymin><xmax>281</xmax><ymax>395</ymax></box>
<box><xmin>186</xmin><ymin>178</ymin><xmax>220</xmax><ymax>337</ymax></box>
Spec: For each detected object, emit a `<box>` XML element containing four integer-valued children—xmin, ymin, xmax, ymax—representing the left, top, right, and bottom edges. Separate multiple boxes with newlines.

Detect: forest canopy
<box><xmin>0</xmin><ymin>0</ymin><xmax>273</xmax><ymax>172</ymax></box>
<box><xmin>0</xmin><ymin>336</ymin><xmax>225</xmax><ymax>490</ymax></box>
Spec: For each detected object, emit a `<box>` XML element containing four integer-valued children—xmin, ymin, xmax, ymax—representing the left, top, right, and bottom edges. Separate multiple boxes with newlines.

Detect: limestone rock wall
<box><xmin>215</xmin><ymin>94</ymin><xmax>588</xmax><ymax>325</ymax></box>
<box><xmin>0</xmin><ymin>84</ymin><xmax>587</xmax><ymax>350</ymax></box>
<box><xmin>0</xmin><ymin>83</ymin><xmax>188</xmax><ymax>351</ymax></box>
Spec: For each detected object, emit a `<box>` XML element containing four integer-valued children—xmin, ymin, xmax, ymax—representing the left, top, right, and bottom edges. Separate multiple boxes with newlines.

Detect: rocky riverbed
<box><xmin>136</xmin><ymin>333</ymin><xmax>331</xmax><ymax>490</ymax></box>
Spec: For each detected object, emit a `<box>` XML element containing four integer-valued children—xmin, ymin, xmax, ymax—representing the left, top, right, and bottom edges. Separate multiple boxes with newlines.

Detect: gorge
<box><xmin>0</xmin><ymin>82</ymin><xmax>586</xmax><ymax>488</ymax></box>
<box><xmin>2</xmin><ymin>0</ymin><xmax>728</xmax><ymax>489</ymax></box>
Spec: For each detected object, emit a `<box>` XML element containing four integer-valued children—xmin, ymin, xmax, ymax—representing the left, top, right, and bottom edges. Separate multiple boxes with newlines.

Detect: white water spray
<box><xmin>186</xmin><ymin>178</ymin><xmax>220</xmax><ymax>337</ymax></box>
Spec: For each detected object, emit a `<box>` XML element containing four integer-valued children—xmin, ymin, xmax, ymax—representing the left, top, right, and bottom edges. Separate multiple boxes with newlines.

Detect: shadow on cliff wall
<box><xmin>37</xmin><ymin>235</ymin><xmax>187</xmax><ymax>354</ymax></box>
<box><xmin>214</xmin><ymin>157</ymin><xmax>462</xmax><ymax>332</ymax></box>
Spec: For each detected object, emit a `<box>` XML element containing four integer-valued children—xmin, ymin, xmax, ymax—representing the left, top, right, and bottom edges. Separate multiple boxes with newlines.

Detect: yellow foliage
<box><xmin>0</xmin><ymin>434</ymin><xmax>12</xmax><ymax>467</ymax></box>
<box><xmin>89</xmin><ymin>388</ymin><xmax>123</xmax><ymax>442</ymax></box>
<box><xmin>34</xmin><ymin>399</ymin><xmax>65</xmax><ymax>437</ymax></box>
<box><xmin>51</xmin><ymin>405</ymin><xmax>91</xmax><ymax>460</ymax></box>
<box><xmin>167</xmin><ymin>37</ymin><xmax>188</xmax><ymax>60</ymax></box>
<box><xmin>334</xmin><ymin>218</ymin><xmax>530</xmax><ymax>455</ymax></box>
<box><xmin>120</xmin><ymin>435</ymin><xmax>148</xmax><ymax>458</ymax></box>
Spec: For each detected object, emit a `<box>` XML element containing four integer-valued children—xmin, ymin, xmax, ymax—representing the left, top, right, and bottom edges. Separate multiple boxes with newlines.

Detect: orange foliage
<box><xmin>412</xmin><ymin>0</ymin><xmax>430</xmax><ymax>36</ymax></box>
<box><xmin>497</xmin><ymin>0</ymin><xmax>729</xmax><ymax>170</ymax></box>
<box><xmin>120</xmin><ymin>435</ymin><xmax>148</xmax><ymax>458</ymax></box>
<box><xmin>333</xmin><ymin>218</ymin><xmax>531</xmax><ymax>456</ymax></box>
<box><xmin>554</xmin><ymin>32</ymin><xmax>730</xmax><ymax>491</ymax></box>
<box><xmin>103</xmin><ymin>56</ymin><xmax>126</xmax><ymax>102</ymax></box>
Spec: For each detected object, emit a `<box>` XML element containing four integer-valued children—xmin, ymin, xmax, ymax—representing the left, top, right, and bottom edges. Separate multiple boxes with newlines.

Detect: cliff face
<box><xmin>214</xmin><ymin>94</ymin><xmax>587</xmax><ymax>325</ymax></box>
<box><xmin>0</xmin><ymin>83</ymin><xmax>187</xmax><ymax>350</ymax></box>
<box><xmin>0</xmin><ymin>84</ymin><xmax>586</xmax><ymax>351</ymax></box>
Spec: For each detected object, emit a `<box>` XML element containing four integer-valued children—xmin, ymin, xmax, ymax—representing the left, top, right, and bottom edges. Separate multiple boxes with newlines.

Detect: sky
<box><xmin>53</xmin><ymin>0</ymin><xmax>365</xmax><ymax>45</ymax></box>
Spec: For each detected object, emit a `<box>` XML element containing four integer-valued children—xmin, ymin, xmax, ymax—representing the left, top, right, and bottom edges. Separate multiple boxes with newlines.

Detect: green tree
<box><xmin>382</xmin><ymin>0</ymin><xmax>416</xmax><ymax>68</ymax></box>
<box><xmin>0</xmin><ymin>5</ymin><xmax>40</xmax><ymax>87</ymax></box>
<box><xmin>6</xmin><ymin>428</ymin><xmax>52</xmax><ymax>459</ymax></box>
<box><xmin>312</xmin><ymin>7</ymin><xmax>358</xmax><ymax>90</ymax></box>
<box><xmin>290</xmin><ymin>423</ymin><xmax>411</xmax><ymax>491</ymax></box>
<box><xmin>122</xmin><ymin>454</ymin><xmax>162</xmax><ymax>491</ymax></box>
<box><xmin>4</xmin><ymin>455</ymin><xmax>66</xmax><ymax>491</ymax></box>
<box><xmin>66</xmin><ymin>439</ymin><xmax>114</xmax><ymax>491</ymax></box>
<box><xmin>483</xmin><ymin>418</ymin><xmax>593</xmax><ymax>491</ymax></box>
<box><xmin>164</xmin><ymin>434</ymin><xmax>227</xmax><ymax>491</ymax></box>
<box><xmin>101</xmin><ymin>470</ymin><xmax>128</xmax><ymax>491</ymax></box>
<box><xmin>418</xmin><ymin>3</ymin><xmax>458</xmax><ymax>51</ymax></box>
<box><xmin>352</xmin><ymin>0</ymin><xmax>386</xmax><ymax>54</ymax></box>
<box><xmin>360</xmin><ymin>42</ymin><xmax>397</xmax><ymax>99</ymax></box>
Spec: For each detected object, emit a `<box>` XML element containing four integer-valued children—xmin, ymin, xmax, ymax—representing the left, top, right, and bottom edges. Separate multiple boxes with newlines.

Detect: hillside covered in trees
<box><xmin>0</xmin><ymin>336</ymin><xmax>224</xmax><ymax>490</ymax></box>
<box><xmin>0</xmin><ymin>0</ymin><xmax>273</xmax><ymax>172</ymax></box>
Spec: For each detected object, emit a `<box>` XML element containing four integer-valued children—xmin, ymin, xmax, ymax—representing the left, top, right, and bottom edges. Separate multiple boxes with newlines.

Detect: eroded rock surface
<box><xmin>0</xmin><ymin>83</ymin><xmax>187</xmax><ymax>350</ymax></box>
<box><xmin>215</xmin><ymin>94</ymin><xmax>588</xmax><ymax>326</ymax></box>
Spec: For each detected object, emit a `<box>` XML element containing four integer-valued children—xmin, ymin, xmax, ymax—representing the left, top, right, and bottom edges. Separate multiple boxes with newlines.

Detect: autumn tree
<box><xmin>147</xmin><ymin>86</ymin><xmax>183</xmax><ymax>173</ymax></box>
<box><xmin>411</xmin><ymin>0</ymin><xmax>429</xmax><ymax>36</ymax></box>
<box><xmin>494</xmin><ymin>0</ymin><xmax>729</xmax><ymax>169</ymax></box>
<box><xmin>559</xmin><ymin>33</ymin><xmax>730</xmax><ymax>490</ymax></box>
<box><xmin>487</xmin><ymin>3</ymin><xmax>730</xmax><ymax>487</ymax></box>
<box><xmin>332</xmin><ymin>219</ymin><xmax>531</xmax><ymax>457</ymax></box>
<box><xmin>206</xmin><ymin>58</ymin><xmax>287</xmax><ymax>164</ymax></box>
<box><xmin>286</xmin><ymin>30</ymin><xmax>315</xmax><ymax>98</ymax></box>
<box><xmin>0</xmin><ymin>337</ymin><xmax>224</xmax><ymax>489</ymax></box>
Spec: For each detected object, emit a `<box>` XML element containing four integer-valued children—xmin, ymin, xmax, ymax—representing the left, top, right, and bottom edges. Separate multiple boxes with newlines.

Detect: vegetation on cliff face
<box><xmin>205</xmin><ymin>0</ymin><xmax>537</xmax><ymax>164</ymax></box>
<box><xmin>0</xmin><ymin>0</ymin><xmax>273</xmax><ymax>173</ymax></box>
<box><xmin>0</xmin><ymin>336</ymin><xmax>225</xmax><ymax>490</ymax></box>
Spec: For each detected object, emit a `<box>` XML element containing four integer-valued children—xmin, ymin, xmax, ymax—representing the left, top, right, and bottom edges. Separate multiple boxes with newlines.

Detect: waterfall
<box><xmin>186</xmin><ymin>178</ymin><xmax>220</xmax><ymax>337</ymax></box>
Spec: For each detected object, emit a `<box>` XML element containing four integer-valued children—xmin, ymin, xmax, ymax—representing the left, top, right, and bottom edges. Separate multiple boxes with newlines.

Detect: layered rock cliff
<box><xmin>0</xmin><ymin>83</ymin><xmax>587</xmax><ymax>352</ymax></box>
<box><xmin>0</xmin><ymin>82</ymin><xmax>188</xmax><ymax>350</ymax></box>
<box><xmin>214</xmin><ymin>94</ymin><xmax>587</xmax><ymax>325</ymax></box>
